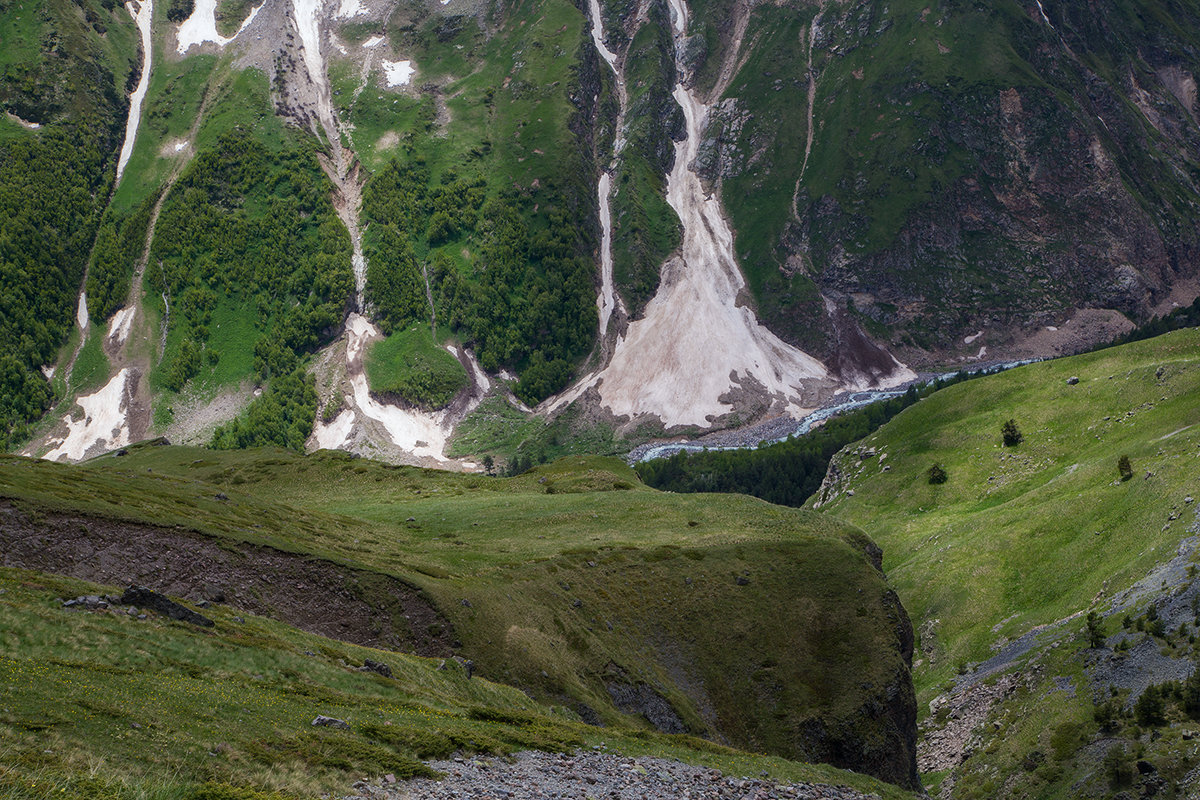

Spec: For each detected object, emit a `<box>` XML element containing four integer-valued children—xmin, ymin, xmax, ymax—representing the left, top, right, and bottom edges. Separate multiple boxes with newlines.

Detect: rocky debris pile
<box><xmin>344</xmin><ymin>750</ymin><xmax>882</xmax><ymax>800</ymax></box>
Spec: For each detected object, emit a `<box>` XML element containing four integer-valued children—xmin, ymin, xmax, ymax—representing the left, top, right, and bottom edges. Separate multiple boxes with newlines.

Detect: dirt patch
<box><xmin>0</xmin><ymin>501</ymin><xmax>454</xmax><ymax>657</ymax></box>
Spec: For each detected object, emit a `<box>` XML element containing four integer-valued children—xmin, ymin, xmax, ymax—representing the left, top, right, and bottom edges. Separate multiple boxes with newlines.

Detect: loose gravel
<box><xmin>344</xmin><ymin>750</ymin><xmax>881</xmax><ymax>800</ymax></box>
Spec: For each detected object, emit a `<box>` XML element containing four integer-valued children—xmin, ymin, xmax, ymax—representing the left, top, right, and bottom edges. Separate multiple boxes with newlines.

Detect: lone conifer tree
<box><xmin>1002</xmin><ymin>419</ymin><xmax>1023</xmax><ymax>447</ymax></box>
<box><xmin>1117</xmin><ymin>454</ymin><xmax>1133</xmax><ymax>481</ymax></box>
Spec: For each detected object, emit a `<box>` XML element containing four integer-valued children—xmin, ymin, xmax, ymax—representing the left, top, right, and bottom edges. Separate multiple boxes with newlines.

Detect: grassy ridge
<box><xmin>0</xmin><ymin>448</ymin><xmax>918</xmax><ymax>787</ymax></box>
<box><xmin>816</xmin><ymin>327</ymin><xmax>1200</xmax><ymax>703</ymax></box>
<box><xmin>0</xmin><ymin>568</ymin><xmax>917</xmax><ymax>800</ymax></box>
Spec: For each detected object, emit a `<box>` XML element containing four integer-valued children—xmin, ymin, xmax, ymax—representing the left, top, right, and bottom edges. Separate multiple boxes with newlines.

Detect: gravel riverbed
<box><xmin>343</xmin><ymin>750</ymin><xmax>882</xmax><ymax>800</ymax></box>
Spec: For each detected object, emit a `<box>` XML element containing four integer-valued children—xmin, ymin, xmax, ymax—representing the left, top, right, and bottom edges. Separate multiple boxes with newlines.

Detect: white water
<box><xmin>176</xmin><ymin>0</ymin><xmax>262</xmax><ymax>53</ymax></box>
<box><xmin>633</xmin><ymin>388</ymin><xmax>909</xmax><ymax>462</ymax></box>
<box><xmin>116</xmin><ymin>0</ymin><xmax>153</xmax><ymax>184</ymax></box>
<box><xmin>41</xmin><ymin>369</ymin><xmax>133</xmax><ymax>461</ymax></box>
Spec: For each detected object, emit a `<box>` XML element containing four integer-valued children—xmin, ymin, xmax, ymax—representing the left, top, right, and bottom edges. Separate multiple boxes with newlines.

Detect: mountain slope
<box><xmin>812</xmin><ymin>327</ymin><xmax>1200</xmax><ymax>796</ymax></box>
<box><xmin>697</xmin><ymin>0</ymin><xmax>1200</xmax><ymax>364</ymax></box>
<box><xmin>0</xmin><ymin>566</ymin><xmax>916</xmax><ymax>799</ymax></box>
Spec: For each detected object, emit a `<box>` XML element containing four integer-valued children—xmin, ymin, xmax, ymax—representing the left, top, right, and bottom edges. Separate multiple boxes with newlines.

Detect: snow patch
<box><xmin>116</xmin><ymin>0</ymin><xmax>153</xmax><ymax>184</ymax></box>
<box><xmin>42</xmin><ymin>369</ymin><xmax>132</xmax><ymax>461</ymax></box>
<box><xmin>334</xmin><ymin>0</ymin><xmax>366</xmax><ymax>18</ymax></box>
<box><xmin>107</xmin><ymin>306</ymin><xmax>136</xmax><ymax>347</ymax></box>
<box><xmin>382</xmin><ymin>60</ymin><xmax>415</xmax><ymax>87</ymax></box>
<box><xmin>313</xmin><ymin>407</ymin><xmax>355</xmax><ymax>449</ymax></box>
<box><xmin>173</xmin><ymin>139</ymin><xmax>188</xmax><ymax>152</ymax></box>
<box><xmin>362</xmin><ymin>35</ymin><xmax>385</xmax><ymax>48</ymax></box>
<box><xmin>964</xmin><ymin>330</ymin><xmax>983</xmax><ymax>345</ymax></box>
<box><xmin>458</xmin><ymin>346</ymin><xmax>491</xmax><ymax>393</ymax></box>
<box><xmin>588</xmin><ymin>0</ymin><xmax>619</xmax><ymax>71</ymax></box>
<box><xmin>41</xmin><ymin>364</ymin><xmax>56</xmax><ymax>380</ymax></box>
<box><xmin>76</xmin><ymin>292</ymin><xmax>89</xmax><ymax>330</ymax></box>
<box><xmin>1046</xmin><ymin>325</ymin><xmax>1058</xmax><ymax>332</ymax></box>
<box><xmin>176</xmin><ymin>0</ymin><xmax>262</xmax><ymax>53</ymax></box>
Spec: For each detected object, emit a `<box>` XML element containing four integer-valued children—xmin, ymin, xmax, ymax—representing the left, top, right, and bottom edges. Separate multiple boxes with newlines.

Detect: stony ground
<box><xmin>344</xmin><ymin>750</ymin><xmax>882</xmax><ymax>800</ymax></box>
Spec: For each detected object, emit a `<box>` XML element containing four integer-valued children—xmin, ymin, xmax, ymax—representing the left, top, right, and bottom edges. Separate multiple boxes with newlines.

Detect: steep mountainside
<box><xmin>4</xmin><ymin>0</ymin><xmax>1200</xmax><ymax>462</ymax></box>
<box><xmin>697</xmin><ymin>0</ymin><xmax>1200</xmax><ymax>364</ymax></box>
<box><xmin>1</xmin><ymin>448</ymin><xmax>920</xmax><ymax>789</ymax></box>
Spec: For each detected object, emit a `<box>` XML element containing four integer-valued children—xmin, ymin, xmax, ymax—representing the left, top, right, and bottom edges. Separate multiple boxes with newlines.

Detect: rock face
<box><xmin>694</xmin><ymin>0</ymin><xmax>1200</xmax><ymax>364</ymax></box>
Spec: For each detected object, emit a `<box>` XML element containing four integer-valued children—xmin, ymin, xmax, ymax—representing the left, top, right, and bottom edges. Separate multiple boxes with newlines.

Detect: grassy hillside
<box><xmin>0</xmin><ymin>448</ymin><xmax>919</xmax><ymax>788</ymax></box>
<box><xmin>0</xmin><ymin>567</ymin><xmax>915</xmax><ymax>800</ymax></box>
<box><xmin>813</xmin><ymin>327</ymin><xmax>1200</xmax><ymax>796</ymax></box>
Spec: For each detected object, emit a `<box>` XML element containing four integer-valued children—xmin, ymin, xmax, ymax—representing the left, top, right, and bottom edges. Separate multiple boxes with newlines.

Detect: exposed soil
<box><xmin>0</xmin><ymin>500</ymin><xmax>455</xmax><ymax>657</ymax></box>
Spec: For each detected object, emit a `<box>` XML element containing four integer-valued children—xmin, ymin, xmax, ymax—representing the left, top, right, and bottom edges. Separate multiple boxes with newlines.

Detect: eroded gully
<box><xmin>552</xmin><ymin>0</ymin><xmax>836</xmax><ymax>429</ymax></box>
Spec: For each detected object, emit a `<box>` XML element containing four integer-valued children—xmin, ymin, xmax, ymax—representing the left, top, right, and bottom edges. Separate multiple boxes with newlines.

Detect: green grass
<box><xmin>0</xmin><ymin>463</ymin><xmax>918</xmax><ymax>799</ymax></box>
<box><xmin>68</xmin><ymin>331</ymin><xmax>111</xmax><ymax>396</ymax></box>
<box><xmin>214</xmin><ymin>0</ymin><xmax>256</xmax><ymax>37</ymax></box>
<box><xmin>816</xmin><ymin>328</ymin><xmax>1200</xmax><ymax>703</ymax></box>
<box><xmin>149</xmin><ymin>295</ymin><xmax>258</xmax><ymax>399</ymax></box>
<box><xmin>0</xmin><ymin>448</ymin><xmax>919</xmax><ymax>789</ymax></box>
<box><xmin>446</xmin><ymin>397</ymin><xmax>631</xmax><ymax>465</ymax></box>
<box><xmin>364</xmin><ymin>325</ymin><xmax>468</xmax><ymax>411</ymax></box>
<box><xmin>108</xmin><ymin>51</ymin><xmax>218</xmax><ymax>216</ymax></box>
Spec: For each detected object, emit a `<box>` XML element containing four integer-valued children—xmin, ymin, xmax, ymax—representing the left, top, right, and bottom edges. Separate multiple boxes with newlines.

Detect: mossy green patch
<box><xmin>364</xmin><ymin>325</ymin><xmax>468</xmax><ymax>411</ymax></box>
